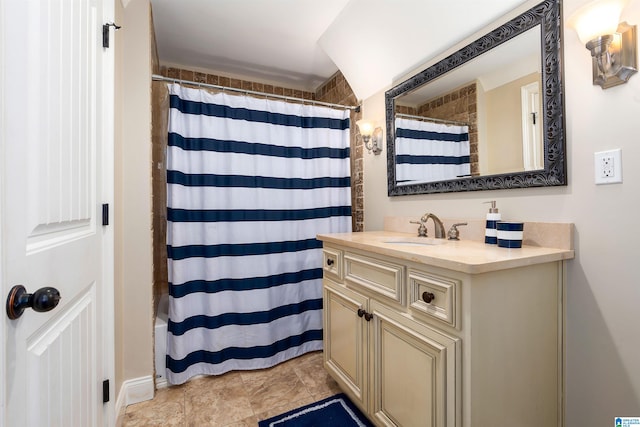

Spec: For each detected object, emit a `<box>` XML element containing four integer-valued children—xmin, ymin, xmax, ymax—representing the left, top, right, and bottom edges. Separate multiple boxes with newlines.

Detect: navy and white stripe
<box><xmin>497</xmin><ymin>221</ymin><xmax>524</xmax><ymax>248</ymax></box>
<box><xmin>395</xmin><ymin>117</ymin><xmax>470</xmax><ymax>184</ymax></box>
<box><xmin>166</xmin><ymin>84</ymin><xmax>351</xmax><ymax>384</ymax></box>
<box><xmin>484</xmin><ymin>212</ymin><xmax>501</xmax><ymax>245</ymax></box>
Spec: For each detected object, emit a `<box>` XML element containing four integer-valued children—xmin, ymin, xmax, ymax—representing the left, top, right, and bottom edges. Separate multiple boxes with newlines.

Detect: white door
<box><xmin>521</xmin><ymin>81</ymin><xmax>543</xmax><ymax>171</ymax></box>
<box><xmin>1</xmin><ymin>0</ymin><xmax>114</xmax><ymax>426</ymax></box>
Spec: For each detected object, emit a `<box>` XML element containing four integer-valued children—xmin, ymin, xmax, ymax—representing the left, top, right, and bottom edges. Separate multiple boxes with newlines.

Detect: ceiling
<box><xmin>151</xmin><ymin>0</ymin><xmax>529</xmax><ymax>100</ymax></box>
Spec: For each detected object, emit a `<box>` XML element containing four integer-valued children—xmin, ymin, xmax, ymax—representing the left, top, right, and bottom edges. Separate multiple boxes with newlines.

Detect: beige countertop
<box><xmin>317</xmin><ymin>231</ymin><xmax>575</xmax><ymax>274</ymax></box>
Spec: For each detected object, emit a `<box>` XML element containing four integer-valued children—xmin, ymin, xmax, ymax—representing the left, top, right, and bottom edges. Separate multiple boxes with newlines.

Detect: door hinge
<box><xmin>102</xmin><ymin>203</ymin><xmax>109</xmax><ymax>226</ymax></box>
<box><xmin>102</xmin><ymin>22</ymin><xmax>121</xmax><ymax>48</ymax></box>
<box><xmin>103</xmin><ymin>379</ymin><xmax>110</xmax><ymax>403</ymax></box>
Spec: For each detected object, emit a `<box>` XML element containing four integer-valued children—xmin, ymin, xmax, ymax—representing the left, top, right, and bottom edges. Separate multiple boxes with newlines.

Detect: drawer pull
<box><xmin>422</xmin><ymin>291</ymin><xmax>436</xmax><ymax>303</ymax></box>
<box><xmin>326</xmin><ymin>258</ymin><xmax>335</xmax><ymax>266</ymax></box>
<box><xmin>357</xmin><ymin>308</ymin><xmax>373</xmax><ymax>321</ymax></box>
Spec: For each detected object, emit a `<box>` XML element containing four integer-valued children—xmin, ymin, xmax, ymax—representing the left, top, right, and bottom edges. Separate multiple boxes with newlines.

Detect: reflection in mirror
<box><xmin>386</xmin><ymin>0</ymin><xmax>565</xmax><ymax>195</ymax></box>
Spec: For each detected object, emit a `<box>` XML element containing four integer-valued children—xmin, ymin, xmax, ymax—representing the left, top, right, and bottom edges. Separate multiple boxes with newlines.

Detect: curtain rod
<box><xmin>152</xmin><ymin>74</ymin><xmax>360</xmax><ymax>112</ymax></box>
<box><xmin>396</xmin><ymin>113</ymin><xmax>468</xmax><ymax>127</ymax></box>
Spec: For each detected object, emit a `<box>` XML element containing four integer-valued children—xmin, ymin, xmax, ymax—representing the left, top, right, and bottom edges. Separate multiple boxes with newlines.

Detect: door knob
<box><xmin>6</xmin><ymin>285</ymin><xmax>61</xmax><ymax>319</ymax></box>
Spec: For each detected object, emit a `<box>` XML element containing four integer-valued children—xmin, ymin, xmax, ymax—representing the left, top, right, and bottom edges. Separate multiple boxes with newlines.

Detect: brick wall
<box><xmin>162</xmin><ymin>67</ymin><xmax>316</xmax><ymax>100</ymax></box>
<box><xmin>315</xmin><ymin>71</ymin><xmax>363</xmax><ymax>232</ymax></box>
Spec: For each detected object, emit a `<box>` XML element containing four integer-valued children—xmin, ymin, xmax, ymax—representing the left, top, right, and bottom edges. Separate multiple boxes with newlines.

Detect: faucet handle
<box><xmin>410</xmin><ymin>220</ymin><xmax>428</xmax><ymax>237</ymax></box>
<box><xmin>447</xmin><ymin>223</ymin><xmax>468</xmax><ymax>240</ymax></box>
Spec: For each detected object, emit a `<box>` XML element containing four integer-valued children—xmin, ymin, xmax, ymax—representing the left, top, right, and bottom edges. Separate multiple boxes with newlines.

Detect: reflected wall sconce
<box><xmin>569</xmin><ymin>0</ymin><xmax>637</xmax><ymax>89</ymax></box>
<box><xmin>356</xmin><ymin>120</ymin><xmax>383</xmax><ymax>155</ymax></box>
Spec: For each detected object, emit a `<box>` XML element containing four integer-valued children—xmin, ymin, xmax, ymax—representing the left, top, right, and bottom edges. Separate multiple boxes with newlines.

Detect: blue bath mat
<box><xmin>258</xmin><ymin>393</ymin><xmax>373</xmax><ymax>427</ymax></box>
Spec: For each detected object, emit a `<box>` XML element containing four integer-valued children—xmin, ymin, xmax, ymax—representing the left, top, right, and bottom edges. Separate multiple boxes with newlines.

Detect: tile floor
<box><xmin>121</xmin><ymin>351</ymin><xmax>342</xmax><ymax>426</ymax></box>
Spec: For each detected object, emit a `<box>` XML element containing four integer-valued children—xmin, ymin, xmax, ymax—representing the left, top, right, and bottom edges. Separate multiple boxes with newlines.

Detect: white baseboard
<box><xmin>114</xmin><ymin>375</ymin><xmax>155</xmax><ymax>426</ymax></box>
<box><xmin>155</xmin><ymin>376</ymin><xmax>168</xmax><ymax>389</ymax></box>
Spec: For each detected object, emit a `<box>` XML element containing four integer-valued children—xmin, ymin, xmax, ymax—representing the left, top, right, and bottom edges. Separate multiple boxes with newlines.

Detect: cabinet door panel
<box><xmin>322</xmin><ymin>247</ymin><xmax>343</xmax><ymax>280</ymax></box>
<box><xmin>369</xmin><ymin>300</ymin><xmax>460</xmax><ymax>427</ymax></box>
<box><xmin>323</xmin><ymin>279</ymin><xmax>369</xmax><ymax>410</ymax></box>
<box><xmin>408</xmin><ymin>269</ymin><xmax>460</xmax><ymax>328</ymax></box>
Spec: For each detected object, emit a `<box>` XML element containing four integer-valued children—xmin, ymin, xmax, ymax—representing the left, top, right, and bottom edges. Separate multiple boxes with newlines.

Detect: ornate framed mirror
<box><xmin>386</xmin><ymin>0</ymin><xmax>565</xmax><ymax>195</ymax></box>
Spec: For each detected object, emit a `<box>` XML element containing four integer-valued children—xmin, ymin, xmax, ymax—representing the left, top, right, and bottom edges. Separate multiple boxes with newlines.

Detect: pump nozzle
<box><xmin>484</xmin><ymin>200</ymin><xmax>499</xmax><ymax>213</ymax></box>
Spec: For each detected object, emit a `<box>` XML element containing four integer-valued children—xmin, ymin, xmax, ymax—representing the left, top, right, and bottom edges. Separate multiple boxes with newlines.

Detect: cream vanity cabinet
<box><xmin>320</xmin><ymin>235</ymin><xmax>570</xmax><ymax>427</ymax></box>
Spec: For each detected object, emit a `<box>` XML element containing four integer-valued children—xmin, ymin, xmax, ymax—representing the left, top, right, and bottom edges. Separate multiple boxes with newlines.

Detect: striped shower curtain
<box><xmin>165</xmin><ymin>84</ymin><xmax>352</xmax><ymax>385</ymax></box>
<box><xmin>395</xmin><ymin>117</ymin><xmax>470</xmax><ymax>184</ymax></box>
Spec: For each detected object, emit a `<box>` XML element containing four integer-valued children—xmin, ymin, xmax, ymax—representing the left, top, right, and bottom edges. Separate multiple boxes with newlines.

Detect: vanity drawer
<box><xmin>344</xmin><ymin>252</ymin><xmax>404</xmax><ymax>305</ymax></box>
<box><xmin>322</xmin><ymin>247</ymin><xmax>343</xmax><ymax>280</ymax></box>
<box><xmin>408</xmin><ymin>269</ymin><xmax>460</xmax><ymax>328</ymax></box>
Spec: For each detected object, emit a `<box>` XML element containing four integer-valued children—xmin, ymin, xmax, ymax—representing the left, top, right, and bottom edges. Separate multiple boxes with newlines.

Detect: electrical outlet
<box><xmin>594</xmin><ymin>149</ymin><xmax>622</xmax><ymax>184</ymax></box>
<box><xmin>600</xmin><ymin>154</ymin><xmax>614</xmax><ymax>178</ymax></box>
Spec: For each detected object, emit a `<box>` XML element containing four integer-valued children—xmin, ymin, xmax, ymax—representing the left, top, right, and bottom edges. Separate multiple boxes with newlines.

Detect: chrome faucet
<box><xmin>410</xmin><ymin>213</ymin><xmax>446</xmax><ymax>239</ymax></box>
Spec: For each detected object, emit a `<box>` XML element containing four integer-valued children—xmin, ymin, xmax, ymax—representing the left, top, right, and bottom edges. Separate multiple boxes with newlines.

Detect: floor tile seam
<box><xmin>248</xmin><ymin>401</ymin><xmax>261</xmax><ymax>421</ymax></box>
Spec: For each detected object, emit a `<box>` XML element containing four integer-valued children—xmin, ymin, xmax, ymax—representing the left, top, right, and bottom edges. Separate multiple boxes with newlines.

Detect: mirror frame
<box><xmin>385</xmin><ymin>0</ymin><xmax>565</xmax><ymax>196</ymax></box>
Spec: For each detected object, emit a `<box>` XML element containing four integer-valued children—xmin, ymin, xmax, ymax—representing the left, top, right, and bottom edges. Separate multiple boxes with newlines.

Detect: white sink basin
<box><xmin>383</xmin><ymin>237</ymin><xmax>448</xmax><ymax>246</ymax></box>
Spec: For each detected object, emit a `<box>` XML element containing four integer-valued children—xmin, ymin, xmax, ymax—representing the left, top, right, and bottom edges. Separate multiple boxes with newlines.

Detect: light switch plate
<box><xmin>594</xmin><ymin>149</ymin><xmax>622</xmax><ymax>184</ymax></box>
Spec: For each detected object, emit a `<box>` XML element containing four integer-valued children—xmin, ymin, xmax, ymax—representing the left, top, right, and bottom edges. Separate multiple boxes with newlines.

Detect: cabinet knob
<box><xmin>422</xmin><ymin>291</ymin><xmax>435</xmax><ymax>304</ymax></box>
<box><xmin>357</xmin><ymin>308</ymin><xmax>373</xmax><ymax>321</ymax></box>
<box><xmin>326</xmin><ymin>258</ymin><xmax>334</xmax><ymax>266</ymax></box>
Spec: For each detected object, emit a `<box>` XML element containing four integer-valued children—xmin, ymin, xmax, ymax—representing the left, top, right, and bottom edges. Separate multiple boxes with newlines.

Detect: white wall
<box><xmin>362</xmin><ymin>0</ymin><xmax>640</xmax><ymax>425</ymax></box>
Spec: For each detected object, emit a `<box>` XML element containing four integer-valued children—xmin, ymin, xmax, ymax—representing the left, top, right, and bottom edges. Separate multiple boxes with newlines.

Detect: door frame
<box><xmin>0</xmin><ymin>0</ymin><xmax>6</xmax><ymax>423</ymax></box>
<box><xmin>101</xmin><ymin>0</ymin><xmax>116</xmax><ymax>422</ymax></box>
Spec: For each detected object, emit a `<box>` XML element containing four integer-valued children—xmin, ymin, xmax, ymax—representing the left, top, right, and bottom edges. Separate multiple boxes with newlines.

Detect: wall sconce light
<box><xmin>356</xmin><ymin>120</ymin><xmax>383</xmax><ymax>155</ymax></box>
<box><xmin>569</xmin><ymin>0</ymin><xmax>637</xmax><ymax>89</ymax></box>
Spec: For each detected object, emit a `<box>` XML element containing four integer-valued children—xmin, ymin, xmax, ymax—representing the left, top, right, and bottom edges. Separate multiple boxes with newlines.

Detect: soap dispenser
<box><xmin>484</xmin><ymin>201</ymin><xmax>501</xmax><ymax>245</ymax></box>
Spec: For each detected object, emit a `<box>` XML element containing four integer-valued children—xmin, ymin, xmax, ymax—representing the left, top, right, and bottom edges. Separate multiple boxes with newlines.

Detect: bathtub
<box><xmin>154</xmin><ymin>294</ymin><xmax>169</xmax><ymax>388</ymax></box>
